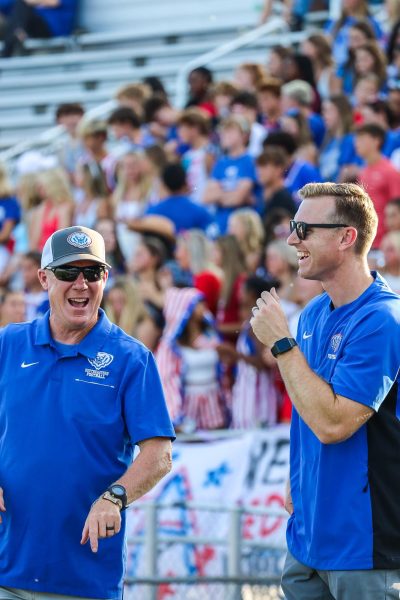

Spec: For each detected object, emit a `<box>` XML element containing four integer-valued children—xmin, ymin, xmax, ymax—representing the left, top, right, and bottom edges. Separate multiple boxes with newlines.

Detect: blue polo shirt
<box><xmin>287</xmin><ymin>273</ymin><xmax>400</xmax><ymax>570</ymax></box>
<box><xmin>0</xmin><ymin>309</ymin><xmax>175</xmax><ymax>598</ymax></box>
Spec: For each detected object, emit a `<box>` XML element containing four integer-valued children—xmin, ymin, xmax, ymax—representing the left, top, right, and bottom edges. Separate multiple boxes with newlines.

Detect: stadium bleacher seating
<box><xmin>0</xmin><ymin>0</ymin><xmax>326</xmax><ymax>152</ymax></box>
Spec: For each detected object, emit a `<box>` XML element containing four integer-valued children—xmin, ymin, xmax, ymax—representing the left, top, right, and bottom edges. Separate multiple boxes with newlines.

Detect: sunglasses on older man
<box><xmin>46</xmin><ymin>265</ymin><xmax>106</xmax><ymax>282</ymax></box>
<box><xmin>289</xmin><ymin>220</ymin><xmax>349</xmax><ymax>241</ymax></box>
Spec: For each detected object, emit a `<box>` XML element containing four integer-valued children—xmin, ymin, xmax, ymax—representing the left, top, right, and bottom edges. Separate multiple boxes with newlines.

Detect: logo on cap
<box><xmin>67</xmin><ymin>232</ymin><xmax>92</xmax><ymax>249</ymax></box>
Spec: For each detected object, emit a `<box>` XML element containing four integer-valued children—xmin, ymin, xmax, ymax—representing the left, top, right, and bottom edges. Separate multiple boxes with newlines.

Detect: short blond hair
<box><xmin>298</xmin><ymin>182</ymin><xmax>378</xmax><ymax>255</ymax></box>
<box><xmin>115</xmin><ymin>82</ymin><xmax>151</xmax><ymax>103</ymax></box>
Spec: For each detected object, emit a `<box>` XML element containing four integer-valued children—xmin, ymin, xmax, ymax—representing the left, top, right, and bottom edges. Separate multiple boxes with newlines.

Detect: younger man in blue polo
<box><xmin>250</xmin><ymin>182</ymin><xmax>400</xmax><ymax>599</ymax></box>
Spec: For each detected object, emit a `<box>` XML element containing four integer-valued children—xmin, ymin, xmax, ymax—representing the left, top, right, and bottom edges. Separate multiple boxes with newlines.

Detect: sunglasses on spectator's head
<box><xmin>289</xmin><ymin>220</ymin><xmax>349</xmax><ymax>241</ymax></box>
<box><xmin>46</xmin><ymin>265</ymin><xmax>106</xmax><ymax>282</ymax></box>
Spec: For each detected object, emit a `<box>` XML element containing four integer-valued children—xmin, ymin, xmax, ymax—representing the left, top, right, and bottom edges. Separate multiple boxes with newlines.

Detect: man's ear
<box><xmin>38</xmin><ymin>269</ymin><xmax>49</xmax><ymax>291</ymax></box>
<box><xmin>339</xmin><ymin>227</ymin><xmax>358</xmax><ymax>251</ymax></box>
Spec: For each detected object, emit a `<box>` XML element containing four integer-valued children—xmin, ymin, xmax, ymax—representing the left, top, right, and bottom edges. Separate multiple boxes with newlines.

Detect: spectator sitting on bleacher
<box><xmin>143</xmin><ymin>95</ymin><xmax>180</xmax><ymax>149</ymax></box>
<box><xmin>334</xmin><ymin>19</ymin><xmax>377</xmax><ymax>95</ymax></box>
<box><xmin>266</xmin><ymin>44</ymin><xmax>293</xmax><ymax>80</ymax></box>
<box><xmin>263</xmin><ymin>131</ymin><xmax>321</xmax><ymax>202</ymax></box>
<box><xmin>300</xmin><ymin>33</ymin><xmax>339</xmax><ymax>101</ymax></box>
<box><xmin>28</xmin><ymin>167</ymin><xmax>74</xmax><ymax>251</ymax></box>
<box><xmin>281</xmin><ymin>79</ymin><xmax>326</xmax><ymax>148</ymax></box>
<box><xmin>355</xmin><ymin>122</ymin><xmax>400</xmax><ymax>247</ymax></box>
<box><xmin>174</xmin><ymin>229</ymin><xmax>222</xmax><ymax>316</ymax></box>
<box><xmin>353</xmin><ymin>41</ymin><xmax>388</xmax><ymax>96</ymax></box>
<box><xmin>75</xmin><ymin>118</ymin><xmax>114</xmax><ymax>192</ymax></box>
<box><xmin>19</xmin><ymin>250</ymin><xmax>49</xmax><ymax>320</ymax></box>
<box><xmin>156</xmin><ymin>286</ymin><xmax>226</xmax><ymax>431</ymax></box>
<box><xmin>280</xmin><ymin>109</ymin><xmax>317</xmax><ymax>166</ymax></box>
<box><xmin>1</xmin><ymin>0</ymin><xmax>77</xmax><ymax>57</ymax></box>
<box><xmin>204</xmin><ymin>115</ymin><xmax>257</xmax><ymax>235</ymax></box>
<box><xmin>234</xmin><ymin>62</ymin><xmax>266</xmax><ymax>94</ymax></box>
<box><xmin>176</xmin><ymin>108</ymin><xmax>216</xmax><ymax>205</ymax></box>
<box><xmin>319</xmin><ymin>94</ymin><xmax>355</xmax><ymax>182</ymax></box>
<box><xmin>384</xmin><ymin>198</ymin><xmax>400</xmax><ymax>233</ymax></box>
<box><xmin>0</xmin><ymin>288</ymin><xmax>25</xmax><ymax>326</ymax></box>
<box><xmin>256</xmin><ymin>77</ymin><xmax>282</xmax><ymax>134</ymax></box>
<box><xmin>55</xmin><ymin>102</ymin><xmax>85</xmax><ymax>185</ymax></box>
<box><xmin>108</xmin><ymin>107</ymin><xmax>152</xmax><ymax>158</ymax></box>
<box><xmin>230</xmin><ymin>91</ymin><xmax>267</xmax><ymax>157</ymax></box>
<box><xmin>227</xmin><ymin>208</ymin><xmax>265</xmax><ymax>273</ymax></box>
<box><xmin>325</xmin><ymin>0</ymin><xmax>383</xmax><ymax>69</ymax></box>
<box><xmin>218</xmin><ymin>275</ymin><xmax>281</xmax><ymax>429</ymax></box>
<box><xmin>255</xmin><ymin>147</ymin><xmax>297</xmax><ymax>218</ymax></box>
<box><xmin>145</xmin><ymin>162</ymin><xmax>214</xmax><ymax>234</ymax></box>
<box><xmin>111</xmin><ymin>150</ymin><xmax>153</xmax><ymax>262</ymax></box>
<box><xmin>212</xmin><ymin>81</ymin><xmax>239</xmax><ymax>120</ymax></box>
<box><xmin>114</xmin><ymin>82</ymin><xmax>151</xmax><ymax>121</ymax></box>
<box><xmin>185</xmin><ymin>66</ymin><xmax>217</xmax><ymax>117</ymax></box>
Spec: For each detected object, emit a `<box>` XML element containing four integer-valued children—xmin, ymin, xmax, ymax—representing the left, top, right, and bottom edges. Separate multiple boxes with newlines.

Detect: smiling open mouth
<box><xmin>297</xmin><ymin>252</ymin><xmax>310</xmax><ymax>261</ymax></box>
<box><xmin>68</xmin><ymin>299</ymin><xmax>89</xmax><ymax>308</ymax></box>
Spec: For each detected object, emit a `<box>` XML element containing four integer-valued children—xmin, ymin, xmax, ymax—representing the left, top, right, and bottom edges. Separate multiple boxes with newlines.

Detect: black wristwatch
<box><xmin>102</xmin><ymin>484</ymin><xmax>128</xmax><ymax>511</ymax></box>
<box><xmin>271</xmin><ymin>337</ymin><xmax>298</xmax><ymax>358</ymax></box>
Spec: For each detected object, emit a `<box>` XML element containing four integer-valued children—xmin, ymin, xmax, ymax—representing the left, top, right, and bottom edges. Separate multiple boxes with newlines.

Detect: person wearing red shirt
<box><xmin>356</xmin><ymin>123</ymin><xmax>400</xmax><ymax>247</ymax></box>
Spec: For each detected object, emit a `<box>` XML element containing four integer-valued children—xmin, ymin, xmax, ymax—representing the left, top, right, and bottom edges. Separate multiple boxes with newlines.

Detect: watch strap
<box><xmin>102</xmin><ymin>490</ymin><xmax>123</xmax><ymax>510</ymax></box>
<box><xmin>271</xmin><ymin>337</ymin><xmax>298</xmax><ymax>358</ymax></box>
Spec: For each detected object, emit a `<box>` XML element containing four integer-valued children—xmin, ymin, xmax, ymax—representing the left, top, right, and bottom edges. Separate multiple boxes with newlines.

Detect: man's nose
<box><xmin>72</xmin><ymin>272</ymin><xmax>88</xmax><ymax>287</ymax></box>
<box><xmin>287</xmin><ymin>229</ymin><xmax>299</xmax><ymax>245</ymax></box>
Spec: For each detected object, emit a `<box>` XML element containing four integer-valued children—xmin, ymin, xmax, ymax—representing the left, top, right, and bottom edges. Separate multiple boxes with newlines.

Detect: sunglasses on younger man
<box><xmin>46</xmin><ymin>265</ymin><xmax>107</xmax><ymax>282</ymax></box>
<box><xmin>289</xmin><ymin>220</ymin><xmax>349</xmax><ymax>241</ymax></box>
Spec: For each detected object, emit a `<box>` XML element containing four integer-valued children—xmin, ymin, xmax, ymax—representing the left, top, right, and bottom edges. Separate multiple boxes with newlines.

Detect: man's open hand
<box><xmin>81</xmin><ymin>498</ymin><xmax>121</xmax><ymax>553</ymax></box>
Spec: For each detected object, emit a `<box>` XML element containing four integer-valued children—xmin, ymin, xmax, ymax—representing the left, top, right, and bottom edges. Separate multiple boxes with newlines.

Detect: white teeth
<box><xmin>297</xmin><ymin>252</ymin><xmax>310</xmax><ymax>259</ymax></box>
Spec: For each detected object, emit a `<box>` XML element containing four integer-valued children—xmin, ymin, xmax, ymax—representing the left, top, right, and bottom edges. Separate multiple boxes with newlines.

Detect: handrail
<box><xmin>0</xmin><ymin>99</ymin><xmax>117</xmax><ymax>164</ymax></box>
<box><xmin>175</xmin><ymin>16</ymin><xmax>288</xmax><ymax>108</ymax></box>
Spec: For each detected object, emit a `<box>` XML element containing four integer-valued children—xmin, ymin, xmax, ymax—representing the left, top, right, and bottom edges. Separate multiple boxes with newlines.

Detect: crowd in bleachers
<box><xmin>0</xmin><ymin>0</ymin><xmax>400</xmax><ymax>432</ymax></box>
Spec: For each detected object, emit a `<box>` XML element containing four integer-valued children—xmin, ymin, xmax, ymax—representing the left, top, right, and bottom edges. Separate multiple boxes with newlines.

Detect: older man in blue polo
<box><xmin>0</xmin><ymin>225</ymin><xmax>175</xmax><ymax>600</ymax></box>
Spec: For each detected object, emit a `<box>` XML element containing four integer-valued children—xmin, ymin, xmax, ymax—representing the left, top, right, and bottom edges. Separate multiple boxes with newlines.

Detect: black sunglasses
<box><xmin>290</xmin><ymin>220</ymin><xmax>349</xmax><ymax>241</ymax></box>
<box><xmin>46</xmin><ymin>265</ymin><xmax>106</xmax><ymax>282</ymax></box>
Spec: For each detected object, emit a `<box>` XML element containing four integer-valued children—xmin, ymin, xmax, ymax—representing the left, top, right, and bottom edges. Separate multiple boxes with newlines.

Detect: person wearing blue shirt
<box><xmin>1</xmin><ymin>0</ymin><xmax>77</xmax><ymax>57</ymax></box>
<box><xmin>0</xmin><ymin>225</ymin><xmax>174</xmax><ymax>600</ymax></box>
<box><xmin>250</xmin><ymin>182</ymin><xmax>400</xmax><ymax>599</ymax></box>
<box><xmin>263</xmin><ymin>131</ymin><xmax>322</xmax><ymax>205</ymax></box>
<box><xmin>204</xmin><ymin>115</ymin><xmax>257</xmax><ymax>235</ymax></box>
<box><xmin>145</xmin><ymin>162</ymin><xmax>214</xmax><ymax>234</ymax></box>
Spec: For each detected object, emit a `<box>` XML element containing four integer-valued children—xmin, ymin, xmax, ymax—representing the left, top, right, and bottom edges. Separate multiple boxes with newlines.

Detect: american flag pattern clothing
<box><xmin>180</xmin><ymin>346</ymin><xmax>225</xmax><ymax>430</ymax></box>
<box><xmin>155</xmin><ymin>287</ymin><xmax>226</xmax><ymax>429</ymax></box>
<box><xmin>231</xmin><ymin>322</ymin><xmax>280</xmax><ymax>429</ymax></box>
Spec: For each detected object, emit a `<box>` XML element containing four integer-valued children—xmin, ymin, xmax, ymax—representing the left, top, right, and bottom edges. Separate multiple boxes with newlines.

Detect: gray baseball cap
<box><xmin>41</xmin><ymin>226</ymin><xmax>112</xmax><ymax>269</ymax></box>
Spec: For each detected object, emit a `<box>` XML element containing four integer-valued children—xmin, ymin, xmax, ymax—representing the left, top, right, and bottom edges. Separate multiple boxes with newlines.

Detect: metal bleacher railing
<box><xmin>0</xmin><ymin>15</ymin><xmax>312</xmax><ymax>168</ymax></box>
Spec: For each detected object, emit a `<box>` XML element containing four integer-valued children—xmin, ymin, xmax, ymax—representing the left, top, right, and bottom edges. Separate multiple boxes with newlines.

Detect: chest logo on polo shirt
<box><xmin>328</xmin><ymin>333</ymin><xmax>343</xmax><ymax>360</ymax></box>
<box><xmin>85</xmin><ymin>352</ymin><xmax>114</xmax><ymax>379</ymax></box>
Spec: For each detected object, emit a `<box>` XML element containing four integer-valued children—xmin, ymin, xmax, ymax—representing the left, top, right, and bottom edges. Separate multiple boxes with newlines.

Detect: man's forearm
<box><xmin>114</xmin><ymin>438</ymin><xmax>172</xmax><ymax>504</ymax></box>
<box><xmin>221</xmin><ymin>188</ymin><xmax>252</xmax><ymax>207</ymax></box>
<box><xmin>276</xmin><ymin>348</ymin><xmax>370</xmax><ymax>443</ymax></box>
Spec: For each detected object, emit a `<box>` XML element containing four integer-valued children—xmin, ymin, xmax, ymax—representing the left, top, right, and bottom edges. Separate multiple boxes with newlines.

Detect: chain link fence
<box><xmin>124</xmin><ymin>501</ymin><xmax>287</xmax><ymax>600</ymax></box>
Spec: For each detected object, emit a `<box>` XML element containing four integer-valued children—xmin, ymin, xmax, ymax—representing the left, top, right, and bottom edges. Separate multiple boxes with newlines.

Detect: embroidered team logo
<box><xmin>85</xmin><ymin>352</ymin><xmax>114</xmax><ymax>380</ymax></box>
<box><xmin>330</xmin><ymin>333</ymin><xmax>342</xmax><ymax>353</ymax></box>
<box><xmin>328</xmin><ymin>333</ymin><xmax>343</xmax><ymax>359</ymax></box>
<box><xmin>67</xmin><ymin>232</ymin><xmax>92</xmax><ymax>249</ymax></box>
<box><xmin>88</xmin><ymin>352</ymin><xmax>114</xmax><ymax>370</ymax></box>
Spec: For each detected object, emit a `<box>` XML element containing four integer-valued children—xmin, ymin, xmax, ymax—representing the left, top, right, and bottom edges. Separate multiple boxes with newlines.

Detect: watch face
<box><xmin>110</xmin><ymin>485</ymin><xmax>125</xmax><ymax>497</ymax></box>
